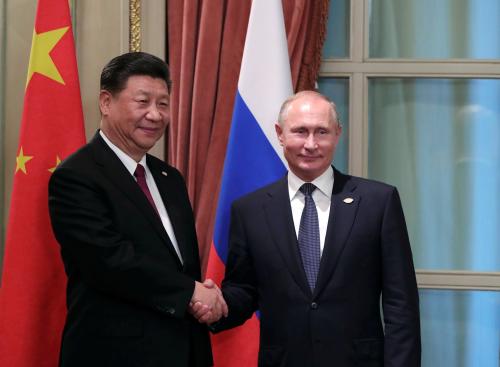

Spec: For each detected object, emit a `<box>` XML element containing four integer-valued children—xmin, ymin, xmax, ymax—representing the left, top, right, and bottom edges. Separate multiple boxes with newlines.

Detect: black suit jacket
<box><xmin>216</xmin><ymin>168</ymin><xmax>421</xmax><ymax>367</ymax></box>
<box><xmin>48</xmin><ymin>133</ymin><xmax>212</xmax><ymax>367</ymax></box>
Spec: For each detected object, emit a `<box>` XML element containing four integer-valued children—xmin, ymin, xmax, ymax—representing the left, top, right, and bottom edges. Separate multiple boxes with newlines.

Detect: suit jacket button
<box><xmin>167</xmin><ymin>307</ymin><xmax>175</xmax><ymax>315</ymax></box>
<box><xmin>311</xmin><ymin>302</ymin><xmax>318</xmax><ymax>310</ymax></box>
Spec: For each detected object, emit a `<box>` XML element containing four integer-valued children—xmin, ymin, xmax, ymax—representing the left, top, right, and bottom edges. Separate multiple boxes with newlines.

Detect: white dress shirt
<box><xmin>288</xmin><ymin>166</ymin><xmax>334</xmax><ymax>256</ymax></box>
<box><xmin>100</xmin><ymin>130</ymin><xmax>183</xmax><ymax>263</ymax></box>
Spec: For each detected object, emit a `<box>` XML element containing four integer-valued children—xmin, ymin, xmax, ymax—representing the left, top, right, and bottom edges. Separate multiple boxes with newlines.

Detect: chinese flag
<box><xmin>0</xmin><ymin>0</ymin><xmax>85</xmax><ymax>366</ymax></box>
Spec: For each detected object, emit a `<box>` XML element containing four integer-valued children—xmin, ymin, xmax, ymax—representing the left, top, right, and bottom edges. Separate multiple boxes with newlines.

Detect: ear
<box><xmin>275</xmin><ymin>123</ymin><xmax>284</xmax><ymax>146</ymax></box>
<box><xmin>335</xmin><ymin>123</ymin><xmax>342</xmax><ymax>137</ymax></box>
<box><xmin>333</xmin><ymin>124</ymin><xmax>342</xmax><ymax>145</ymax></box>
<box><xmin>99</xmin><ymin>90</ymin><xmax>112</xmax><ymax>116</ymax></box>
<box><xmin>334</xmin><ymin>123</ymin><xmax>342</xmax><ymax>135</ymax></box>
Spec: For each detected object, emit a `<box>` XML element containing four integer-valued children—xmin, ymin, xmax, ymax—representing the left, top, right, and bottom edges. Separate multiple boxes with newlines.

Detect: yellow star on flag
<box><xmin>26</xmin><ymin>26</ymin><xmax>69</xmax><ymax>87</ymax></box>
<box><xmin>48</xmin><ymin>156</ymin><xmax>62</xmax><ymax>173</ymax></box>
<box><xmin>16</xmin><ymin>147</ymin><xmax>34</xmax><ymax>174</ymax></box>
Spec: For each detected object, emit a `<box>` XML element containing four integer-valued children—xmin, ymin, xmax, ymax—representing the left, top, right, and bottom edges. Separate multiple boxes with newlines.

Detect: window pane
<box><xmin>369</xmin><ymin>0</ymin><xmax>500</xmax><ymax>59</ymax></box>
<box><xmin>368</xmin><ymin>78</ymin><xmax>500</xmax><ymax>271</ymax></box>
<box><xmin>318</xmin><ymin>77</ymin><xmax>349</xmax><ymax>173</ymax></box>
<box><xmin>322</xmin><ymin>0</ymin><xmax>350</xmax><ymax>58</ymax></box>
<box><xmin>420</xmin><ymin>289</ymin><xmax>500</xmax><ymax>367</ymax></box>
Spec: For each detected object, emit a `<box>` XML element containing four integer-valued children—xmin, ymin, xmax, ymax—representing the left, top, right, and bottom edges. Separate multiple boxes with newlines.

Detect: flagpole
<box><xmin>129</xmin><ymin>0</ymin><xmax>141</xmax><ymax>51</ymax></box>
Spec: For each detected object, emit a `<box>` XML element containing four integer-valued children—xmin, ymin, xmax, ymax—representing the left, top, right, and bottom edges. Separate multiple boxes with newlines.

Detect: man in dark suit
<box><xmin>48</xmin><ymin>52</ymin><xmax>226</xmax><ymax>367</ymax></box>
<box><xmin>195</xmin><ymin>91</ymin><xmax>421</xmax><ymax>366</ymax></box>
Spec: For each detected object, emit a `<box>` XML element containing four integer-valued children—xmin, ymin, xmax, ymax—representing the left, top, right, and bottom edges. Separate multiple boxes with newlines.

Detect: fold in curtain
<box><xmin>167</xmin><ymin>0</ymin><xmax>330</xmax><ymax>272</ymax></box>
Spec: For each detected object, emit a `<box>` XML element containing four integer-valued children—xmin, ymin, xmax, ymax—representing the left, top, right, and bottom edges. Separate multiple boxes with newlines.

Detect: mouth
<box><xmin>299</xmin><ymin>155</ymin><xmax>321</xmax><ymax>161</ymax></box>
<box><xmin>138</xmin><ymin>126</ymin><xmax>161</xmax><ymax>135</ymax></box>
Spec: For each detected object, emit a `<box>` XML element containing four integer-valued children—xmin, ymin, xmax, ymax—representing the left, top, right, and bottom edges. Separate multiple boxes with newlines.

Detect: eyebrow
<box><xmin>134</xmin><ymin>89</ymin><xmax>169</xmax><ymax>99</ymax></box>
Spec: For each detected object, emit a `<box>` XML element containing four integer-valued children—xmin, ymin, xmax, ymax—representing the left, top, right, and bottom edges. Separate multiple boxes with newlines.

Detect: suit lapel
<box><xmin>147</xmin><ymin>156</ymin><xmax>190</xmax><ymax>267</ymax></box>
<box><xmin>263</xmin><ymin>177</ymin><xmax>312</xmax><ymax>296</ymax></box>
<box><xmin>314</xmin><ymin>169</ymin><xmax>360</xmax><ymax>297</ymax></box>
<box><xmin>89</xmin><ymin>134</ymin><xmax>183</xmax><ymax>268</ymax></box>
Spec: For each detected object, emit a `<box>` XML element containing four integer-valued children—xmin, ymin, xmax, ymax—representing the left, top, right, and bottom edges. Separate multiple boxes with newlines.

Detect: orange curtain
<box><xmin>167</xmin><ymin>0</ymin><xmax>330</xmax><ymax>272</ymax></box>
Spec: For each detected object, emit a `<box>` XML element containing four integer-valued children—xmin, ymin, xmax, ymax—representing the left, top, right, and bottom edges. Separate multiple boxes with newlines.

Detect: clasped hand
<box><xmin>189</xmin><ymin>279</ymin><xmax>228</xmax><ymax>324</ymax></box>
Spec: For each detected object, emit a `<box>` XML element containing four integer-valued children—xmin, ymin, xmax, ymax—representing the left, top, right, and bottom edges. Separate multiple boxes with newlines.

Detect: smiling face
<box><xmin>99</xmin><ymin>75</ymin><xmax>170</xmax><ymax>161</ymax></box>
<box><xmin>275</xmin><ymin>94</ymin><xmax>341</xmax><ymax>182</ymax></box>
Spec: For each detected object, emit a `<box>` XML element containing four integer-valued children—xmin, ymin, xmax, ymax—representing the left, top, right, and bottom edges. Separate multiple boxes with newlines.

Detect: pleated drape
<box><xmin>167</xmin><ymin>0</ymin><xmax>330</xmax><ymax>272</ymax></box>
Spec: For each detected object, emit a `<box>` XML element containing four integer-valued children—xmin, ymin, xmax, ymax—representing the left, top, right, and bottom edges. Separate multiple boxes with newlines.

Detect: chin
<box><xmin>134</xmin><ymin>140</ymin><xmax>156</xmax><ymax>153</ymax></box>
<box><xmin>142</xmin><ymin>135</ymin><xmax>161</xmax><ymax>144</ymax></box>
<box><xmin>298</xmin><ymin>166</ymin><xmax>328</xmax><ymax>180</ymax></box>
<box><xmin>299</xmin><ymin>163</ymin><xmax>320</xmax><ymax>172</ymax></box>
<box><xmin>139</xmin><ymin>134</ymin><xmax>161</xmax><ymax>145</ymax></box>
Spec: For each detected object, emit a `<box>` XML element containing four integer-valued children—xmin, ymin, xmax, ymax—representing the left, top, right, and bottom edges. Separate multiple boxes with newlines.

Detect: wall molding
<box><xmin>416</xmin><ymin>270</ymin><xmax>500</xmax><ymax>291</ymax></box>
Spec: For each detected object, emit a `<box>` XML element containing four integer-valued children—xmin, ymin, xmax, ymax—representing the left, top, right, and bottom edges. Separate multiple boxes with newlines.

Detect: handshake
<box><xmin>189</xmin><ymin>279</ymin><xmax>228</xmax><ymax>324</ymax></box>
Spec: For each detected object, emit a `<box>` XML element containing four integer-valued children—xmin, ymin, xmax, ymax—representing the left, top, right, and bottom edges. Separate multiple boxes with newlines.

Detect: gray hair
<box><xmin>277</xmin><ymin>90</ymin><xmax>341</xmax><ymax>127</ymax></box>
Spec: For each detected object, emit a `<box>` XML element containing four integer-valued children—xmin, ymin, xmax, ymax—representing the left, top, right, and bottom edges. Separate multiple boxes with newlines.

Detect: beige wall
<box><xmin>3</xmin><ymin>0</ymin><xmax>36</xmax><ymax>230</ymax></box>
<box><xmin>75</xmin><ymin>0</ymin><xmax>166</xmax><ymax>152</ymax></box>
<box><xmin>75</xmin><ymin>0</ymin><xmax>130</xmax><ymax>139</ymax></box>
<box><xmin>1</xmin><ymin>0</ymin><xmax>166</xmax><ymax>268</ymax></box>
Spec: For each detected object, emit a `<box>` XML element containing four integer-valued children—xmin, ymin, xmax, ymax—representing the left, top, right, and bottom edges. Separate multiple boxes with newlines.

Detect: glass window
<box><xmin>420</xmin><ymin>289</ymin><xmax>500</xmax><ymax>367</ymax></box>
<box><xmin>318</xmin><ymin>77</ymin><xmax>349</xmax><ymax>173</ymax></box>
<box><xmin>322</xmin><ymin>0</ymin><xmax>350</xmax><ymax>59</ymax></box>
<box><xmin>369</xmin><ymin>0</ymin><xmax>500</xmax><ymax>59</ymax></box>
<box><xmin>368</xmin><ymin>78</ymin><xmax>500</xmax><ymax>271</ymax></box>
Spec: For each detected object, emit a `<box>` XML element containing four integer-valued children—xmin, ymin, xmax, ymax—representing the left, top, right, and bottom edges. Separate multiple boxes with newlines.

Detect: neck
<box><xmin>99</xmin><ymin>127</ymin><xmax>144</xmax><ymax>162</ymax></box>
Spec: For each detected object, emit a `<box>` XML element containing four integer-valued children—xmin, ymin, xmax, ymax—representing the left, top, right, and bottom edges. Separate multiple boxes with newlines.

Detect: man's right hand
<box><xmin>189</xmin><ymin>279</ymin><xmax>228</xmax><ymax>324</ymax></box>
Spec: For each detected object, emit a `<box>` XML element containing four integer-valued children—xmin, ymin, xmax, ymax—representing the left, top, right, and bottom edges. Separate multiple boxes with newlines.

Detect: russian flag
<box><xmin>205</xmin><ymin>0</ymin><xmax>293</xmax><ymax>365</ymax></box>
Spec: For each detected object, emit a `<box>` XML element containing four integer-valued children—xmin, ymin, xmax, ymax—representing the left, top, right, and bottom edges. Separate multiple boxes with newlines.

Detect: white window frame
<box><xmin>319</xmin><ymin>0</ymin><xmax>500</xmax><ymax>290</ymax></box>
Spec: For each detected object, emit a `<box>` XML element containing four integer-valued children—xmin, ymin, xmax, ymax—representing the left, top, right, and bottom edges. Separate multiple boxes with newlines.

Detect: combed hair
<box><xmin>100</xmin><ymin>52</ymin><xmax>171</xmax><ymax>94</ymax></box>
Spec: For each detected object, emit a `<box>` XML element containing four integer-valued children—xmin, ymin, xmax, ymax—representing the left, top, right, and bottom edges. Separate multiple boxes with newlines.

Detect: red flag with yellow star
<box><xmin>0</xmin><ymin>0</ymin><xmax>85</xmax><ymax>365</ymax></box>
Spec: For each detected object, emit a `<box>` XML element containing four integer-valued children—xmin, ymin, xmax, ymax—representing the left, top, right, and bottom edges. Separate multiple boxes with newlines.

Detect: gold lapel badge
<box><xmin>343</xmin><ymin>197</ymin><xmax>354</xmax><ymax>204</ymax></box>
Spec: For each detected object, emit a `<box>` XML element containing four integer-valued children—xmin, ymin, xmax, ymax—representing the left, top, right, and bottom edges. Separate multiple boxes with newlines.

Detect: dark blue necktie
<box><xmin>298</xmin><ymin>183</ymin><xmax>320</xmax><ymax>290</ymax></box>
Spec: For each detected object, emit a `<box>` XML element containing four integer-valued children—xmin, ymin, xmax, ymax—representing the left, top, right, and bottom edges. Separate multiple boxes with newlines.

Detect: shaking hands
<box><xmin>189</xmin><ymin>279</ymin><xmax>228</xmax><ymax>324</ymax></box>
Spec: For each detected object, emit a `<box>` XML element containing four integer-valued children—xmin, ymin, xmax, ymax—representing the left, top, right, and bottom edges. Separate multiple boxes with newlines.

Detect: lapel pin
<box><xmin>343</xmin><ymin>197</ymin><xmax>354</xmax><ymax>204</ymax></box>
<box><xmin>161</xmin><ymin>171</ymin><xmax>168</xmax><ymax>176</ymax></box>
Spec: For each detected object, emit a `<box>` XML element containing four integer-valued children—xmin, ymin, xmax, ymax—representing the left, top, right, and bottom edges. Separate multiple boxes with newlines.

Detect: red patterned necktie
<box><xmin>134</xmin><ymin>164</ymin><xmax>160</xmax><ymax>217</ymax></box>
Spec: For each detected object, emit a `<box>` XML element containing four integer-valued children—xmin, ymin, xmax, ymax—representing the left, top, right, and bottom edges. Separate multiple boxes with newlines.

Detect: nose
<box><xmin>146</xmin><ymin>105</ymin><xmax>162</xmax><ymax>122</ymax></box>
<box><xmin>304</xmin><ymin>133</ymin><xmax>318</xmax><ymax>150</ymax></box>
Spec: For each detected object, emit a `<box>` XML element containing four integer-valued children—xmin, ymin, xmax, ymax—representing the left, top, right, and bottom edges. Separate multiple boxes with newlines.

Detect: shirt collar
<box><xmin>288</xmin><ymin>166</ymin><xmax>334</xmax><ymax>201</ymax></box>
<box><xmin>99</xmin><ymin>130</ymin><xmax>146</xmax><ymax>176</ymax></box>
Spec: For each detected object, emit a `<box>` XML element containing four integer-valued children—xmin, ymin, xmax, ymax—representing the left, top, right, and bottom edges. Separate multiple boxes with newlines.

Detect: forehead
<box><xmin>285</xmin><ymin>97</ymin><xmax>333</xmax><ymax>125</ymax></box>
<box><xmin>122</xmin><ymin>75</ymin><xmax>169</xmax><ymax>95</ymax></box>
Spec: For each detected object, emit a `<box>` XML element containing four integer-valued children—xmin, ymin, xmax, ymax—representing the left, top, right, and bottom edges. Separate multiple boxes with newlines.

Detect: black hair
<box><xmin>100</xmin><ymin>52</ymin><xmax>171</xmax><ymax>94</ymax></box>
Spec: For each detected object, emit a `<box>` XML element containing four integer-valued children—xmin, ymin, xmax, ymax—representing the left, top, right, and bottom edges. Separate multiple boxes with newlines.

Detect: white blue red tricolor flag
<box><xmin>206</xmin><ymin>0</ymin><xmax>293</xmax><ymax>365</ymax></box>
